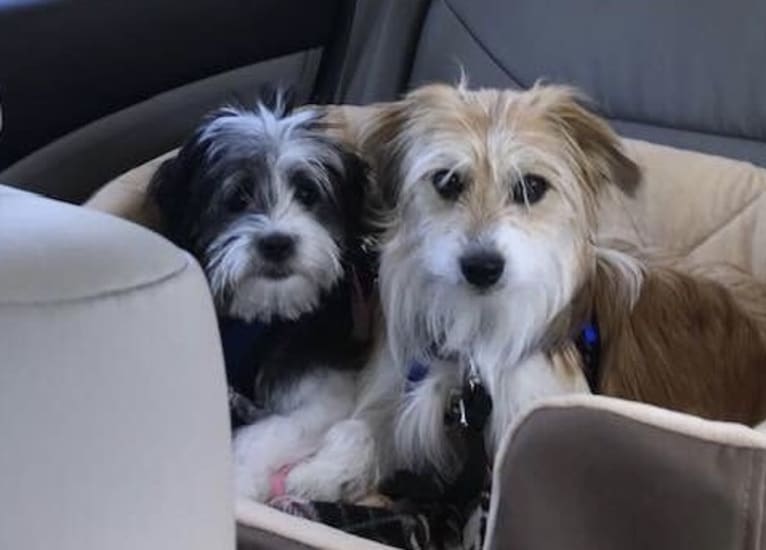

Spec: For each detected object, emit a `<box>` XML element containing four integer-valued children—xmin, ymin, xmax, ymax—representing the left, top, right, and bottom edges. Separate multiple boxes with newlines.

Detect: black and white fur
<box><xmin>149</xmin><ymin>95</ymin><xmax>373</xmax><ymax>502</ymax></box>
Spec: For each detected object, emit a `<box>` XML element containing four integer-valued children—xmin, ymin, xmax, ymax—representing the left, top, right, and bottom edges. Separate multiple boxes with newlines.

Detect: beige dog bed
<box><xmin>86</xmin><ymin>138</ymin><xmax>766</xmax><ymax>549</ymax></box>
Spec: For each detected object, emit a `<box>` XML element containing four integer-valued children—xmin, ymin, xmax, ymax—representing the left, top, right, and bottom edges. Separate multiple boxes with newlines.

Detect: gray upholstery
<box><xmin>5</xmin><ymin>0</ymin><xmax>766</xmax><ymax>199</ymax></box>
<box><xmin>330</xmin><ymin>0</ymin><xmax>431</xmax><ymax>105</ymax></box>
<box><xmin>0</xmin><ymin>50</ymin><xmax>321</xmax><ymax>203</ymax></box>
<box><xmin>408</xmin><ymin>0</ymin><xmax>766</xmax><ymax>167</ymax></box>
<box><xmin>0</xmin><ymin>185</ymin><xmax>234</xmax><ymax>550</ymax></box>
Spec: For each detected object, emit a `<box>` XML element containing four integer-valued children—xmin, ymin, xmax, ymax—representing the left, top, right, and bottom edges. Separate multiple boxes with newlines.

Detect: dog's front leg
<box><xmin>282</xmin><ymin>417</ymin><xmax>378</xmax><ymax>501</ymax></box>
<box><xmin>487</xmin><ymin>348</ymin><xmax>590</xmax><ymax>451</ymax></box>
<box><xmin>232</xmin><ymin>412</ymin><xmax>325</xmax><ymax>502</ymax></box>
<box><xmin>232</xmin><ymin>370</ymin><xmax>358</xmax><ymax>502</ymax></box>
<box><xmin>284</xmin><ymin>342</ymin><xmax>402</xmax><ymax>501</ymax></box>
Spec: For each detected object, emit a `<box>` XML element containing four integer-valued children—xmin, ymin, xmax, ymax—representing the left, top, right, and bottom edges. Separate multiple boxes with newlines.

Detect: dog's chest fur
<box><xmin>237</xmin><ymin>278</ymin><xmax>366</xmax><ymax>410</ymax></box>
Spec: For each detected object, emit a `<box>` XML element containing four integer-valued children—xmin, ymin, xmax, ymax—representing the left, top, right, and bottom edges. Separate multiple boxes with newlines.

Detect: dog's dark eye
<box><xmin>226</xmin><ymin>189</ymin><xmax>250</xmax><ymax>212</ymax></box>
<box><xmin>431</xmin><ymin>169</ymin><xmax>464</xmax><ymax>201</ymax></box>
<box><xmin>292</xmin><ymin>174</ymin><xmax>321</xmax><ymax>207</ymax></box>
<box><xmin>511</xmin><ymin>174</ymin><xmax>549</xmax><ymax>205</ymax></box>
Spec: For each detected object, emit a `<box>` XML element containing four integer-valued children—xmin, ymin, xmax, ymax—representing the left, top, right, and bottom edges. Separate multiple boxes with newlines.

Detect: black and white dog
<box><xmin>149</xmin><ymin>93</ymin><xmax>375</xmax><ymax>502</ymax></box>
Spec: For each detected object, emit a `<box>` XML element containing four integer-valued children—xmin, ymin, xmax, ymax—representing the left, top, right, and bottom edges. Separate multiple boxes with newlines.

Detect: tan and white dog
<box><xmin>282</xmin><ymin>83</ymin><xmax>766</xmax><ymax>500</ymax></box>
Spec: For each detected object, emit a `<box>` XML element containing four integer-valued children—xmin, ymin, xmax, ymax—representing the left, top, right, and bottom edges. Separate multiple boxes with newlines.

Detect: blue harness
<box><xmin>218</xmin><ymin>316</ymin><xmax>270</xmax><ymax>426</ymax></box>
<box><xmin>406</xmin><ymin>320</ymin><xmax>601</xmax><ymax>397</ymax></box>
<box><xmin>575</xmin><ymin>320</ymin><xmax>601</xmax><ymax>393</ymax></box>
<box><xmin>406</xmin><ymin>359</ymin><xmax>430</xmax><ymax>386</ymax></box>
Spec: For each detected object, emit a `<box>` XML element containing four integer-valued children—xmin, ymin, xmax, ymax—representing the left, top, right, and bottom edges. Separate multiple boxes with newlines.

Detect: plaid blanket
<box><xmin>270</xmin><ymin>488</ymin><xmax>491</xmax><ymax>550</ymax></box>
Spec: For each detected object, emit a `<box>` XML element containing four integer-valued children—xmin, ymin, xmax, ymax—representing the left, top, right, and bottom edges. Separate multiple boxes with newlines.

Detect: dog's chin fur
<box><xmin>205</xmin><ymin>211</ymin><xmax>343</xmax><ymax>322</ymax></box>
<box><xmin>227</xmin><ymin>273</ymin><xmax>331</xmax><ymax>322</ymax></box>
<box><xmin>380</xmin><ymin>220</ymin><xmax>588</xmax><ymax>372</ymax></box>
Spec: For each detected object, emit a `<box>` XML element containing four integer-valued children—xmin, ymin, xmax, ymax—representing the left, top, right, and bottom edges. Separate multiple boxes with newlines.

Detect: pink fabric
<box><xmin>269</xmin><ymin>464</ymin><xmax>295</xmax><ymax>501</ymax></box>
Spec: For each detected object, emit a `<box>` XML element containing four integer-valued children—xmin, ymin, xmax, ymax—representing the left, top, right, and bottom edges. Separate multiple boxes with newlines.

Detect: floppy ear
<box><xmin>148</xmin><ymin>154</ymin><xmax>187</xmax><ymax>245</ymax></box>
<box><xmin>335</xmin><ymin>147</ymin><xmax>380</xmax><ymax>293</ymax></box>
<box><xmin>148</xmin><ymin>124</ymin><xmax>212</xmax><ymax>248</ymax></box>
<box><xmin>356</xmin><ymin>101</ymin><xmax>409</xmax><ymax>211</ymax></box>
<box><xmin>150</xmin><ymin>107</ymin><xmax>244</xmax><ymax>248</ymax></box>
<box><xmin>540</xmin><ymin>86</ymin><xmax>641</xmax><ymax>196</ymax></box>
<box><xmin>338</xmin><ymin>149</ymin><xmax>368</xmax><ymax>227</ymax></box>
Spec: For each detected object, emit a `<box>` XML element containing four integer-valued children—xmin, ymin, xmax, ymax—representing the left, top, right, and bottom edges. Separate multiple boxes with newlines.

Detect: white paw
<box><xmin>231</xmin><ymin>424</ymin><xmax>275</xmax><ymax>502</ymax></box>
<box><xmin>231</xmin><ymin>413</ymin><xmax>325</xmax><ymax>503</ymax></box>
<box><xmin>284</xmin><ymin>459</ymin><xmax>346</xmax><ymax>501</ymax></box>
<box><xmin>284</xmin><ymin>419</ymin><xmax>378</xmax><ymax>502</ymax></box>
<box><xmin>233</xmin><ymin>462</ymin><xmax>271</xmax><ymax>502</ymax></box>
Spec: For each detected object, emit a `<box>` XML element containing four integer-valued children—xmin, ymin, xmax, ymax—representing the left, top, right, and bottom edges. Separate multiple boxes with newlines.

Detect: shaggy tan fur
<box><xmin>594</xmin><ymin>255</ymin><xmax>766</xmax><ymax>424</ymax></box>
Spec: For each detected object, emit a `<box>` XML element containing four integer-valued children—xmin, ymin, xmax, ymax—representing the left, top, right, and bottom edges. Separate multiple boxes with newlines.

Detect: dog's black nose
<box><xmin>257</xmin><ymin>233</ymin><xmax>296</xmax><ymax>262</ymax></box>
<box><xmin>460</xmin><ymin>250</ymin><xmax>505</xmax><ymax>289</ymax></box>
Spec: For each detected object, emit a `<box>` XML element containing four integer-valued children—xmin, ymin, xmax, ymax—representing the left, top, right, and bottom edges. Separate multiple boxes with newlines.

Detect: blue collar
<box><xmin>406</xmin><ymin>359</ymin><xmax>430</xmax><ymax>388</ymax></box>
<box><xmin>406</xmin><ymin>320</ymin><xmax>601</xmax><ymax>394</ymax></box>
<box><xmin>575</xmin><ymin>320</ymin><xmax>601</xmax><ymax>393</ymax></box>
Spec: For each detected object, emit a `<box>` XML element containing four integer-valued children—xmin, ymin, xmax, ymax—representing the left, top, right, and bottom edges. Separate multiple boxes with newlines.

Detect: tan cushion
<box><xmin>85</xmin><ymin>139</ymin><xmax>766</xmax><ymax>549</ymax></box>
<box><xmin>600</xmin><ymin>139</ymin><xmax>766</xmax><ymax>278</ymax></box>
<box><xmin>85</xmin><ymin>150</ymin><xmax>175</xmax><ymax>232</ymax></box>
